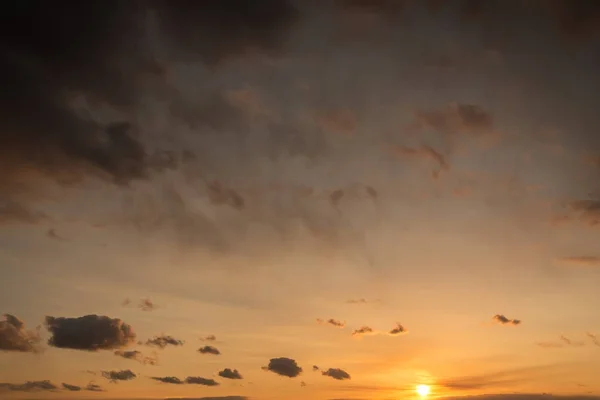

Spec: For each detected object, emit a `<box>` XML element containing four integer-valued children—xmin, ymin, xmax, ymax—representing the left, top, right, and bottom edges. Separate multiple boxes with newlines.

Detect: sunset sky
<box><xmin>1</xmin><ymin>1</ymin><xmax>600</xmax><ymax>400</ymax></box>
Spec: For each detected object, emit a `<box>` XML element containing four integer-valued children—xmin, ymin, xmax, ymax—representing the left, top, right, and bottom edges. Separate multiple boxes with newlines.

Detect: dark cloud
<box><xmin>205</xmin><ymin>180</ymin><xmax>245</xmax><ymax>210</ymax></box>
<box><xmin>365</xmin><ymin>186</ymin><xmax>378</xmax><ymax>200</ymax></box>
<box><xmin>316</xmin><ymin>318</ymin><xmax>346</xmax><ymax>328</ymax></box>
<box><xmin>551</xmin><ymin>0</ymin><xmax>600</xmax><ymax>40</ymax></box>
<box><xmin>114</xmin><ymin>349</ymin><xmax>158</xmax><ymax>365</ymax></box>
<box><xmin>300</xmin><ymin>381</ymin><xmax>307</xmax><ymax>387</ymax></box>
<box><xmin>62</xmin><ymin>383</ymin><xmax>81</xmax><ymax>391</ymax></box>
<box><xmin>0</xmin><ymin>380</ymin><xmax>57</xmax><ymax>392</ymax></box>
<box><xmin>198</xmin><ymin>345</ymin><xmax>221</xmax><ymax>355</ymax></box>
<box><xmin>101</xmin><ymin>369</ymin><xmax>136</xmax><ymax>382</ymax></box>
<box><xmin>555</xmin><ymin>256</ymin><xmax>600</xmax><ymax>267</ymax></box>
<box><xmin>185</xmin><ymin>377</ymin><xmax>219</xmax><ymax>386</ymax></box>
<box><xmin>313</xmin><ymin>365</ymin><xmax>320</xmax><ymax>371</ymax></box>
<box><xmin>152</xmin><ymin>376</ymin><xmax>183</xmax><ymax>385</ymax></box>
<box><xmin>587</xmin><ymin>332</ymin><xmax>600</xmax><ymax>346</ymax></box>
<box><xmin>138</xmin><ymin>298</ymin><xmax>158</xmax><ymax>311</ymax></box>
<box><xmin>0</xmin><ymin>314</ymin><xmax>41</xmax><ymax>352</ymax></box>
<box><xmin>322</xmin><ymin>368</ymin><xmax>351</xmax><ymax>381</ymax></box>
<box><xmin>0</xmin><ymin>200</ymin><xmax>46</xmax><ymax>225</ymax></box>
<box><xmin>492</xmin><ymin>314</ymin><xmax>521</xmax><ymax>326</ymax></box>
<box><xmin>146</xmin><ymin>335</ymin><xmax>184</xmax><ymax>349</ymax></box>
<box><xmin>263</xmin><ymin>357</ymin><xmax>303</xmax><ymax>378</ymax></box>
<box><xmin>389</xmin><ymin>323</ymin><xmax>407</xmax><ymax>335</ymax></box>
<box><xmin>45</xmin><ymin>314</ymin><xmax>136</xmax><ymax>350</ymax></box>
<box><xmin>219</xmin><ymin>369</ymin><xmax>243</xmax><ymax>380</ymax></box>
<box><xmin>415</xmin><ymin>103</ymin><xmax>493</xmax><ymax>135</ymax></box>
<box><xmin>351</xmin><ymin>326</ymin><xmax>374</xmax><ymax>336</ymax></box>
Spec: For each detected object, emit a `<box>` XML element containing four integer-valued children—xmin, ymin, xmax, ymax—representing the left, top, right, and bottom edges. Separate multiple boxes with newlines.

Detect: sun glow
<box><xmin>416</xmin><ymin>384</ymin><xmax>431</xmax><ymax>397</ymax></box>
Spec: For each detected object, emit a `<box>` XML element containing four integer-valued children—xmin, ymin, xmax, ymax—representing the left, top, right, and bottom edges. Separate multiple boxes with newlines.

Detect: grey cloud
<box><xmin>45</xmin><ymin>314</ymin><xmax>136</xmax><ymax>350</ymax></box>
<box><xmin>219</xmin><ymin>369</ymin><xmax>243</xmax><ymax>380</ymax></box>
<box><xmin>492</xmin><ymin>314</ymin><xmax>521</xmax><ymax>326</ymax></box>
<box><xmin>0</xmin><ymin>200</ymin><xmax>46</xmax><ymax>225</ymax></box>
<box><xmin>351</xmin><ymin>326</ymin><xmax>374</xmax><ymax>336</ymax></box>
<box><xmin>415</xmin><ymin>103</ymin><xmax>493</xmax><ymax>135</ymax></box>
<box><xmin>62</xmin><ymin>383</ymin><xmax>81</xmax><ymax>391</ymax></box>
<box><xmin>101</xmin><ymin>369</ymin><xmax>136</xmax><ymax>382</ymax></box>
<box><xmin>263</xmin><ymin>357</ymin><xmax>303</xmax><ymax>378</ymax></box>
<box><xmin>322</xmin><ymin>368</ymin><xmax>351</xmax><ymax>380</ymax></box>
<box><xmin>152</xmin><ymin>376</ymin><xmax>183</xmax><ymax>384</ymax></box>
<box><xmin>114</xmin><ymin>349</ymin><xmax>158</xmax><ymax>365</ymax></box>
<box><xmin>198</xmin><ymin>345</ymin><xmax>221</xmax><ymax>355</ymax></box>
<box><xmin>0</xmin><ymin>380</ymin><xmax>57</xmax><ymax>392</ymax></box>
<box><xmin>0</xmin><ymin>314</ymin><xmax>41</xmax><ymax>352</ymax></box>
<box><xmin>389</xmin><ymin>323</ymin><xmax>407</xmax><ymax>335</ymax></box>
<box><xmin>330</xmin><ymin>189</ymin><xmax>345</xmax><ymax>208</ymax></box>
<box><xmin>146</xmin><ymin>335</ymin><xmax>184</xmax><ymax>348</ymax></box>
<box><xmin>185</xmin><ymin>377</ymin><xmax>219</xmax><ymax>386</ymax></box>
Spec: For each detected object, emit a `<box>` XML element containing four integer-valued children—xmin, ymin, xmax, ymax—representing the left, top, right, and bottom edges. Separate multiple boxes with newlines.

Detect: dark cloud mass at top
<box><xmin>45</xmin><ymin>314</ymin><xmax>136</xmax><ymax>350</ymax></box>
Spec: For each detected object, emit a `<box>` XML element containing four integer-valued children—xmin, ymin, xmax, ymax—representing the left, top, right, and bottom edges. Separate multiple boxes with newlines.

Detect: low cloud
<box><xmin>263</xmin><ymin>357</ymin><xmax>303</xmax><ymax>378</ymax></box>
<box><xmin>0</xmin><ymin>380</ymin><xmax>57</xmax><ymax>392</ymax></box>
<box><xmin>555</xmin><ymin>256</ymin><xmax>600</xmax><ymax>267</ymax></box>
<box><xmin>389</xmin><ymin>323</ymin><xmax>407</xmax><ymax>335</ymax></box>
<box><xmin>114</xmin><ymin>349</ymin><xmax>158</xmax><ymax>365</ymax></box>
<box><xmin>152</xmin><ymin>376</ymin><xmax>183</xmax><ymax>385</ymax></box>
<box><xmin>146</xmin><ymin>335</ymin><xmax>184</xmax><ymax>348</ymax></box>
<box><xmin>492</xmin><ymin>314</ymin><xmax>521</xmax><ymax>326</ymax></box>
<box><xmin>62</xmin><ymin>383</ymin><xmax>81</xmax><ymax>391</ymax></box>
<box><xmin>185</xmin><ymin>377</ymin><xmax>219</xmax><ymax>386</ymax></box>
<box><xmin>0</xmin><ymin>314</ymin><xmax>41</xmax><ymax>352</ymax></box>
<box><xmin>219</xmin><ymin>369</ymin><xmax>243</xmax><ymax>380</ymax></box>
<box><xmin>45</xmin><ymin>314</ymin><xmax>136</xmax><ymax>350</ymax></box>
<box><xmin>322</xmin><ymin>368</ymin><xmax>351</xmax><ymax>381</ymax></box>
<box><xmin>351</xmin><ymin>326</ymin><xmax>374</xmax><ymax>336</ymax></box>
<box><xmin>139</xmin><ymin>299</ymin><xmax>158</xmax><ymax>311</ymax></box>
<box><xmin>101</xmin><ymin>369</ymin><xmax>136</xmax><ymax>382</ymax></box>
<box><xmin>198</xmin><ymin>345</ymin><xmax>221</xmax><ymax>355</ymax></box>
<box><xmin>317</xmin><ymin>318</ymin><xmax>345</xmax><ymax>328</ymax></box>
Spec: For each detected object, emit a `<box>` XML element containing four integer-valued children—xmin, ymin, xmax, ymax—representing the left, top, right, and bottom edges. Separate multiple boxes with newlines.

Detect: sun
<box><xmin>416</xmin><ymin>384</ymin><xmax>431</xmax><ymax>397</ymax></box>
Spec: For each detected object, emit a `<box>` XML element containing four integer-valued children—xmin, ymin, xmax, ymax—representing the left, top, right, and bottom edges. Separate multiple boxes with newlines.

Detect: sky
<box><xmin>1</xmin><ymin>1</ymin><xmax>600</xmax><ymax>400</ymax></box>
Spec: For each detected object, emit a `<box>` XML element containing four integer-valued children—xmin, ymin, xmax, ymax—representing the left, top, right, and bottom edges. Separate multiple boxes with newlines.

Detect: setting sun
<box><xmin>416</xmin><ymin>384</ymin><xmax>431</xmax><ymax>397</ymax></box>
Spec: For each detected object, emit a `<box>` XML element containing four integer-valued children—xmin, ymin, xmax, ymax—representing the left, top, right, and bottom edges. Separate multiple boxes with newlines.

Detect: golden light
<box><xmin>416</xmin><ymin>384</ymin><xmax>431</xmax><ymax>397</ymax></box>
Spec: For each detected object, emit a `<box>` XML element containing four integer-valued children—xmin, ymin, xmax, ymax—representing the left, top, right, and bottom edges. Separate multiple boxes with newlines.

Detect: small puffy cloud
<box><xmin>62</xmin><ymin>383</ymin><xmax>81</xmax><ymax>391</ymax></box>
<box><xmin>312</xmin><ymin>365</ymin><xmax>320</xmax><ymax>371</ymax></box>
<box><xmin>185</xmin><ymin>377</ymin><xmax>219</xmax><ymax>386</ymax></box>
<box><xmin>85</xmin><ymin>383</ymin><xmax>104</xmax><ymax>392</ymax></box>
<box><xmin>219</xmin><ymin>369</ymin><xmax>243</xmax><ymax>380</ymax></box>
<box><xmin>555</xmin><ymin>256</ymin><xmax>600</xmax><ymax>267</ymax></box>
<box><xmin>152</xmin><ymin>376</ymin><xmax>183</xmax><ymax>384</ymax></box>
<box><xmin>146</xmin><ymin>335</ymin><xmax>184</xmax><ymax>348</ymax></box>
<box><xmin>0</xmin><ymin>380</ymin><xmax>57</xmax><ymax>392</ymax></box>
<box><xmin>139</xmin><ymin>299</ymin><xmax>157</xmax><ymax>311</ymax></box>
<box><xmin>263</xmin><ymin>357</ymin><xmax>302</xmax><ymax>378</ymax></box>
<box><xmin>316</xmin><ymin>318</ymin><xmax>345</xmax><ymax>328</ymax></box>
<box><xmin>492</xmin><ymin>314</ymin><xmax>521</xmax><ymax>326</ymax></box>
<box><xmin>389</xmin><ymin>323</ymin><xmax>407</xmax><ymax>335</ymax></box>
<box><xmin>45</xmin><ymin>314</ymin><xmax>136</xmax><ymax>351</ymax></box>
<box><xmin>114</xmin><ymin>350</ymin><xmax>158</xmax><ymax>365</ymax></box>
<box><xmin>321</xmin><ymin>368</ymin><xmax>351</xmax><ymax>381</ymax></box>
<box><xmin>198</xmin><ymin>345</ymin><xmax>221</xmax><ymax>355</ymax></box>
<box><xmin>101</xmin><ymin>370</ymin><xmax>136</xmax><ymax>382</ymax></box>
<box><xmin>351</xmin><ymin>326</ymin><xmax>374</xmax><ymax>336</ymax></box>
<box><xmin>415</xmin><ymin>103</ymin><xmax>493</xmax><ymax>135</ymax></box>
<box><xmin>0</xmin><ymin>314</ymin><xmax>41</xmax><ymax>352</ymax></box>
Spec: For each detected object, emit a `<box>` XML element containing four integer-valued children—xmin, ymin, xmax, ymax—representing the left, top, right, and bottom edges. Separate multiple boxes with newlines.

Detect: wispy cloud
<box><xmin>114</xmin><ymin>349</ymin><xmax>158</xmax><ymax>365</ymax></box>
<box><xmin>101</xmin><ymin>370</ymin><xmax>136</xmax><ymax>382</ymax></box>
<box><xmin>492</xmin><ymin>314</ymin><xmax>521</xmax><ymax>326</ymax></box>
<box><xmin>351</xmin><ymin>326</ymin><xmax>375</xmax><ymax>336</ymax></box>
<box><xmin>317</xmin><ymin>318</ymin><xmax>346</xmax><ymax>328</ymax></box>
<box><xmin>555</xmin><ymin>256</ymin><xmax>600</xmax><ymax>267</ymax></box>
<box><xmin>145</xmin><ymin>335</ymin><xmax>184</xmax><ymax>349</ymax></box>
